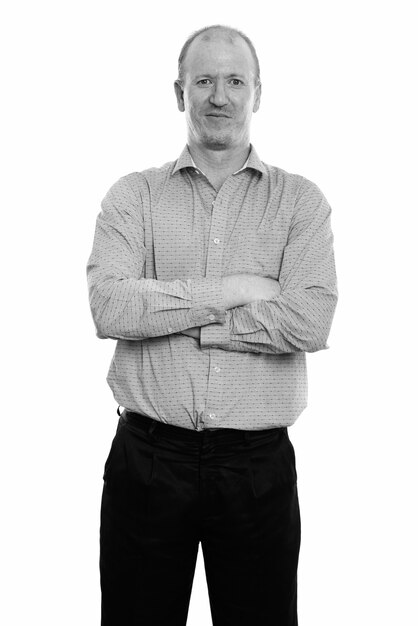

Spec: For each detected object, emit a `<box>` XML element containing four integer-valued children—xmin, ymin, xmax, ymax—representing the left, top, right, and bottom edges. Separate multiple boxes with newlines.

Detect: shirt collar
<box><xmin>172</xmin><ymin>144</ymin><xmax>266</xmax><ymax>176</ymax></box>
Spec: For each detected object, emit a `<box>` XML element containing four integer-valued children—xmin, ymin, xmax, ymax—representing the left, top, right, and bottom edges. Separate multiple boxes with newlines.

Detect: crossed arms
<box><xmin>87</xmin><ymin>175</ymin><xmax>338</xmax><ymax>355</ymax></box>
<box><xmin>180</xmin><ymin>275</ymin><xmax>281</xmax><ymax>339</ymax></box>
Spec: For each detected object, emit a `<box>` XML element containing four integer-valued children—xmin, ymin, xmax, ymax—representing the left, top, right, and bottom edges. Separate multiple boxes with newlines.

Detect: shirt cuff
<box><xmin>189</xmin><ymin>277</ymin><xmax>226</xmax><ymax>326</ymax></box>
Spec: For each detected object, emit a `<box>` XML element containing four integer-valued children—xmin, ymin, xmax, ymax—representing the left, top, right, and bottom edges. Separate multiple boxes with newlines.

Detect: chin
<box><xmin>201</xmin><ymin>133</ymin><xmax>232</xmax><ymax>151</ymax></box>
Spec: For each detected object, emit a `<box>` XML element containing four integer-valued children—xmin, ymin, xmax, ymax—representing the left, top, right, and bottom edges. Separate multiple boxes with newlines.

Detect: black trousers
<box><xmin>100</xmin><ymin>410</ymin><xmax>301</xmax><ymax>626</ymax></box>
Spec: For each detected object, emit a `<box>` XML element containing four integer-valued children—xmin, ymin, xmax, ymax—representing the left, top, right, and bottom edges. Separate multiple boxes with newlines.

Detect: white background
<box><xmin>2</xmin><ymin>0</ymin><xmax>417</xmax><ymax>624</ymax></box>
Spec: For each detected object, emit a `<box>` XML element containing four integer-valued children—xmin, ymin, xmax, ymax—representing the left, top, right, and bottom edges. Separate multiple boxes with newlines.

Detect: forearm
<box><xmin>88</xmin><ymin>264</ymin><xmax>271</xmax><ymax>343</ymax></box>
<box><xmin>87</xmin><ymin>273</ymin><xmax>226</xmax><ymax>340</ymax></box>
<box><xmin>89</xmin><ymin>271</ymin><xmax>272</xmax><ymax>341</ymax></box>
<box><xmin>179</xmin><ymin>274</ymin><xmax>281</xmax><ymax>341</ymax></box>
<box><xmin>221</xmin><ymin>274</ymin><xmax>281</xmax><ymax>309</ymax></box>
<box><xmin>200</xmin><ymin>284</ymin><xmax>337</xmax><ymax>354</ymax></box>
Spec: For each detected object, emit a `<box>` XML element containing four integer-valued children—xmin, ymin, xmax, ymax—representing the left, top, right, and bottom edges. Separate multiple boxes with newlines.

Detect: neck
<box><xmin>188</xmin><ymin>142</ymin><xmax>251</xmax><ymax>179</ymax></box>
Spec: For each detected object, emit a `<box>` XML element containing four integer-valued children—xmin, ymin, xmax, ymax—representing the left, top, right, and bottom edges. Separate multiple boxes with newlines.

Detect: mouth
<box><xmin>205</xmin><ymin>113</ymin><xmax>231</xmax><ymax>118</ymax></box>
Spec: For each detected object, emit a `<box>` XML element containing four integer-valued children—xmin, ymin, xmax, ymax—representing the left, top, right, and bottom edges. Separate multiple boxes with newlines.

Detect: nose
<box><xmin>209</xmin><ymin>80</ymin><xmax>229</xmax><ymax>107</ymax></box>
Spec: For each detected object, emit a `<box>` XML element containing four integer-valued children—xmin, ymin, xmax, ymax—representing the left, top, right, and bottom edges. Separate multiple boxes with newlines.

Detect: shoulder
<box><xmin>262</xmin><ymin>161</ymin><xmax>325</xmax><ymax>199</ymax></box>
<box><xmin>263</xmin><ymin>162</ymin><xmax>331</xmax><ymax>216</ymax></box>
<box><xmin>104</xmin><ymin>158</ymin><xmax>177</xmax><ymax>202</ymax></box>
<box><xmin>261</xmin><ymin>161</ymin><xmax>332</xmax><ymax>226</ymax></box>
<box><xmin>111</xmin><ymin>158</ymin><xmax>176</xmax><ymax>191</ymax></box>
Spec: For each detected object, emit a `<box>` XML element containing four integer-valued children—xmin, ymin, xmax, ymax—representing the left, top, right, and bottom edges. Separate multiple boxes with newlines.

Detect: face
<box><xmin>174</xmin><ymin>32</ymin><xmax>261</xmax><ymax>151</ymax></box>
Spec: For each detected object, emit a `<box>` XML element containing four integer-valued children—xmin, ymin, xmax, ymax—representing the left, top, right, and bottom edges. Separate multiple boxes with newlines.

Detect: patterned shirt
<box><xmin>87</xmin><ymin>145</ymin><xmax>338</xmax><ymax>431</ymax></box>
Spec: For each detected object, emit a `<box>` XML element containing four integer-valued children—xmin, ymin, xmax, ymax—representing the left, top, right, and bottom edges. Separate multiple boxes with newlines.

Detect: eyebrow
<box><xmin>194</xmin><ymin>73</ymin><xmax>247</xmax><ymax>79</ymax></box>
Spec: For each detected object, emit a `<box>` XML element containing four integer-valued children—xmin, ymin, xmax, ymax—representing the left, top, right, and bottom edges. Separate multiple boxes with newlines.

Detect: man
<box><xmin>87</xmin><ymin>24</ymin><xmax>338</xmax><ymax>626</ymax></box>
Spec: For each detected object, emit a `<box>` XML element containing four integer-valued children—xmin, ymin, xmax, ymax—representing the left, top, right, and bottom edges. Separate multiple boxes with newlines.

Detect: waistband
<box><xmin>122</xmin><ymin>409</ymin><xmax>285</xmax><ymax>444</ymax></box>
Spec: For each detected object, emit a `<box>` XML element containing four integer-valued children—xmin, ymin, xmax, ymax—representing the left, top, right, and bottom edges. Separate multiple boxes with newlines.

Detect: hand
<box><xmin>222</xmin><ymin>274</ymin><xmax>280</xmax><ymax>309</ymax></box>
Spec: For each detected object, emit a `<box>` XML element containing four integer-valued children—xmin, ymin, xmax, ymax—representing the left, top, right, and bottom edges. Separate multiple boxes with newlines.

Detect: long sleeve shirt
<box><xmin>87</xmin><ymin>145</ymin><xmax>338</xmax><ymax>431</ymax></box>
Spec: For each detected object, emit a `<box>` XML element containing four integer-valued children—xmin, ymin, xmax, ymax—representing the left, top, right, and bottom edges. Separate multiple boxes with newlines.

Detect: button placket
<box><xmin>202</xmin><ymin>177</ymin><xmax>240</xmax><ymax>429</ymax></box>
<box><xmin>205</xmin><ymin>177</ymin><xmax>240</xmax><ymax>280</ymax></box>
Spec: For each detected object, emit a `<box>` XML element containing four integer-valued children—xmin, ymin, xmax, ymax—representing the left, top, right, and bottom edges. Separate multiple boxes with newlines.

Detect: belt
<box><xmin>120</xmin><ymin>408</ymin><xmax>285</xmax><ymax>444</ymax></box>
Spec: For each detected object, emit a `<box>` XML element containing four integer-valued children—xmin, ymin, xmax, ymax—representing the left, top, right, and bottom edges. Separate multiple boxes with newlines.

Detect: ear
<box><xmin>253</xmin><ymin>81</ymin><xmax>262</xmax><ymax>113</ymax></box>
<box><xmin>174</xmin><ymin>80</ymin><xmax>185</xmax><ymax>112</ymax></box>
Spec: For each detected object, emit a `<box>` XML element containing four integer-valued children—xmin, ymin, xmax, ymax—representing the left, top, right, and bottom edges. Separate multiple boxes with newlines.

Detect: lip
<box><xmin>205</xmin><ymin>113</ymin><xmax>231</xmax><ymax>118</ymax></box>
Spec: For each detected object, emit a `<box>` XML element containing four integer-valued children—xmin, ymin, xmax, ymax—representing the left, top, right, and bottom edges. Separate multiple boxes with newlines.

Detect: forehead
<box><xmin>184</xmin><ymin>32</ymin><xmax>255</xmax><ymax>78</ymax></box>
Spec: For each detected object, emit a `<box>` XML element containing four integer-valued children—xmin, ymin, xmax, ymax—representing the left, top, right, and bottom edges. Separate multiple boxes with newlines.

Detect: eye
<box><xmin>197</xmin><ymin>79</ymin><xmax>212</xmax><ymax>86</ymax></box>
<box><xmin>229</xmin><ymin>78</ymin><xmax>244</xmax><ymax>86</ymax></box>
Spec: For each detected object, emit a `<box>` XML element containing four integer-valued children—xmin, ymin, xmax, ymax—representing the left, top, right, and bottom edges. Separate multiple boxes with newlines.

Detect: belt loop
<box><xmin>148</xmin><ymin>420</ymin><xmax>157</xmax><ymax>441</ymax></box>
<box><xmin>117</xmin><ymin>405</ymin><xmax>122</xmax><ymax>417</ymax></box>
<box><xmin>243</xmin><ymin>431</ymin><xmax>251</xmax><ymax>444</ymax></box>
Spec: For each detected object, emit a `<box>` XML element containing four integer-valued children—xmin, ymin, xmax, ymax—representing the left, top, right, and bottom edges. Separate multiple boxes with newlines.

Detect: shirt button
<box><xmin>209</xmin><ymin>413</ymin><xmax>217</xmax><ymax>420</ymax></box>
<box><xmin>214</xmin><ymin>366</ymin><xmax>221</xmax><ymax>373</ymax></box>
<box><xmin>167</xmin><ymin>326</ymin><xmax>173</xmax><ymax>333</ymax></box>
<box><xmin>211</xmin><ymin>200</ymin><xmax>215</xmax><ymax>207</ymax></box>
<box><xmin>213</xmin><ymin>238</ymin><xmax>220</xmax><ymax>244</ymax></box>
<box><xmin>208</xmin><ymin>314</ymin><xmax>215</xmax><ymax>321</ymax></box>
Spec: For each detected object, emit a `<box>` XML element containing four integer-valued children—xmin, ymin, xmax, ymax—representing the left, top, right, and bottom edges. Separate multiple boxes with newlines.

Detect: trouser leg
<box><xmin>201</xmin><ymin>428</ymin><xmax>301</xmax><ymax>626</ymax></box>
<box><xmin>100</xmin><ymin>417</ymin><xmax>200</xmax><ymax>626</ymax></box>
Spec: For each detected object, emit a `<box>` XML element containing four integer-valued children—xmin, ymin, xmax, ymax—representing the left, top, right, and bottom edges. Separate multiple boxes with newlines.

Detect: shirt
<box><xmin>87</xmin><ymin>145</ymin><xmax>338</xmax><ymax>431</ymax></box>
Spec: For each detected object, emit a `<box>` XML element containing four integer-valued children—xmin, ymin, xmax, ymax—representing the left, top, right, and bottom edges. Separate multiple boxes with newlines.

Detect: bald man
<box><xmin>87</xmin><ymin>24</ymin><xmax>338</xmax><ymax>626</ymax></box>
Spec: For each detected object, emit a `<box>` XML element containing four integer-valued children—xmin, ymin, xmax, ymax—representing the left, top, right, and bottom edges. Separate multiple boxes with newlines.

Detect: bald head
<box><xmin>177</xmin><ymin>25</ymin><xmax>261</xmax><ymax>86</ymax></box>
